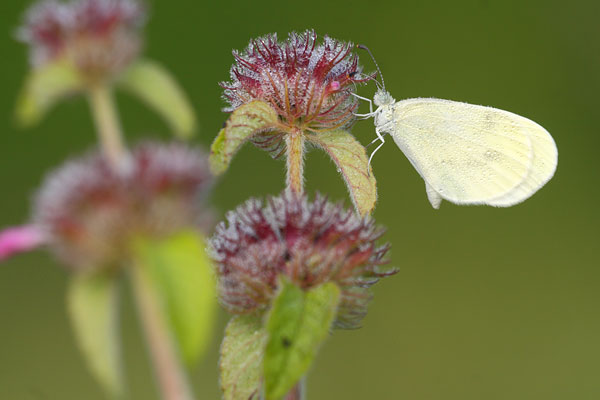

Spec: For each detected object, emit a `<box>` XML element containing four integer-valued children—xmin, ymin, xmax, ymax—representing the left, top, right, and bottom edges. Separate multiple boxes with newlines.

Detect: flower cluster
<box><xmin>18</xmin><ymin>0</ymin><xmax>145</xmax><ymax>81</ymax></box>
<box><xmin>221</xmin><ymin>30</ymin><xmax>372</xmax><ymax>135</ymax></box>
<box><xmin>209</xmin><ymin>191</ymin><xmax>394</xmax><ymax>329</ymax></box>
<box><xmin>33</xmin><ymin>141</ymin><xmax>213</xmax><ymax>269</ymax></box>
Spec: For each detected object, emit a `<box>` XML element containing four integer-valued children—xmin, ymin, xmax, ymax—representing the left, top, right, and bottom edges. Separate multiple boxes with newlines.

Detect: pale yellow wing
<box><xmin>487</xmin><ymin>117</ymin><xmax>557</xmax><ymax>206</ymax></box>
<box><xmin>383</xmin><ymin>98</ymin><xmax>555</xmax><ymax>208</ymax></box>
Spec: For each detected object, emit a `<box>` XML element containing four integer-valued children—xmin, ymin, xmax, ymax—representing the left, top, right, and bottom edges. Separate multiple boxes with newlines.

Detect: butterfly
<box><xmin>354</xmin><ymin>46</ymin><xmax>558</xmax><ymax>209</ymax></box>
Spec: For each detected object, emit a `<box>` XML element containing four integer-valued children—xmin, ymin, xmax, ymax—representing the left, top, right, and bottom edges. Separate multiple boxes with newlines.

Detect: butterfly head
<box><xmin>373</xmin><ymin>89</ymin><xmax>395</xmax><ymax>107</ymax></box>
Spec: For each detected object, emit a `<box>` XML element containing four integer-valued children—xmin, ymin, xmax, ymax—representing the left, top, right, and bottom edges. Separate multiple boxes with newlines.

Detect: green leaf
<box><xmin>16</xmin><ymin>61</ymin><xmax>83</xmax><ymax>127</ymax></box>
<box><xmin>132</xmin><ymin>230</ymin><xmax>217</xmax><ymax>365</ymax></box>
<box><xmin>220</xmin><ymin>314</ymin><xmax>268</xmax><ymax>400</ymax></box>
<box><xmin>119</xmin><ymin>59</ymin><xmax>197</xmax><ymax>138</ymax></box>
<box><xmin>264</xmin><ymin>280</ymin><xmax>341</xmax><ymax>400</ymax></box>
<box><xmin>210</xmin><ymin>100</ymin><xmax>279</xmax><ymax>175</ymax></box>
<box><xmin>67</xmin><ymin>270</ymin><xmax>123</xmax><ymax>398</ymax></box>
<box><xmin>307</xmin><ymin>129</ymin><xmax>378</xmax><ymax>216</ymax></box>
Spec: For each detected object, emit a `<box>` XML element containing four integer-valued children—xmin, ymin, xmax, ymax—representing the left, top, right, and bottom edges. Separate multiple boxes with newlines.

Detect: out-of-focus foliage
<box><xmin>68</xmin><ymin>270</ymin><xmax>122</xmax><ymax>398</ymax></box>
<box><xmin>119</xmin><ymin>60</ymin><xmax>197</xmax><ymax>138</ymax></box>
<box><xmin>131</xmin><ymin>231</ymin><xmax>217</xmax><ymax>365</ymax></box>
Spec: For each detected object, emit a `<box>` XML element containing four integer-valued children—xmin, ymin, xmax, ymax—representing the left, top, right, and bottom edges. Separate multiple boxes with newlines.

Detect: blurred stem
<box><xmin>130</xmin><ymin>260</ymin><xmax>196</xmax><ymax>400</ymax></box>
<box><xmin>284</xmin><ymin>381</ymin><xmax>305</xmax><ymax>400</ymax></box>
<box><xmin>286</xmin><ymin>129</ymin><xmax>305</xmax><ymax>193</ymax></box>
<box><xmin>88</xmin><ymin>85</ymin><xmax>130</xmax><ymax>173</ymax></box>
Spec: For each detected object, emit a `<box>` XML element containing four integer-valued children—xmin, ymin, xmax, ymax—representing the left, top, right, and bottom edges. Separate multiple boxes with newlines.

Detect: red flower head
<box><xmin>221</xmin><ymin>30</ymin><xmax>373</xmax><ymax>134</ymax></box>
<box><xmin>33</xmin><ymin>141</ymin><xmax>213</xmax><ymax>270</ymax></box>
<box><xmin>209</xmin><ymin>191</ymin><xmax>395</xmax><ymax>329</ymax></box>
<box><xmin>19</xmin><ymin>0</ymin><xmax>145</xmax><ymax>80</ymax></box>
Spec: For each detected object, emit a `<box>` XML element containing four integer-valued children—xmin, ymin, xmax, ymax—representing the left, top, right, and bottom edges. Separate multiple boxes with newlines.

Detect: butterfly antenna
<box><xmin>351</xmin><ymin>71</ymin><xmax>384</xmax><ymax>90</ymax></box>
<box><xmin>357</xmin><ymin>44</ymin><xmax>385</xmax><ymax>90</ymax></box>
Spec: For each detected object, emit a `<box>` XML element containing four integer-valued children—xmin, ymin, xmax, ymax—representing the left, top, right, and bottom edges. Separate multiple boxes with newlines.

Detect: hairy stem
<box><xmin>130</xmin><ymin>262</ymin><xmax>196</xmax><ymax>400</ymax></box>
<box><xmin>286</xmin><ymin>129</ymin><xmax>305</xmax><ymax>193</ymax></box>
<box><xmin>88</xmin><ymin>85</ymin><xmax>130</xmax><ymax>173</ymax></box>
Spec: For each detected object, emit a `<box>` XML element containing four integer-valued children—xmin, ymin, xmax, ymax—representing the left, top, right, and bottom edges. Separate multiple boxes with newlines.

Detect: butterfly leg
<box><xmin>367</xmin><ymin>127</ymin><xmax>386</xmax><ymax>174</ymax></box>
<box><xmin>350</xmin><ymin>93</ymin><xmax>374</xmax><ymax>116</ymax></box>
<box><xmin>367</xmin><ymin>131</ymin><xmax>389</xmax><ymax>147</ymax></box>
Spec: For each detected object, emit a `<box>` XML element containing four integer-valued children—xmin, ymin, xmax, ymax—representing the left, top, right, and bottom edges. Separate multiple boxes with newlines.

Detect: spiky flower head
<box><xmin>18</xmin><ymin>0</ymin><xmax>145</xmax><ymax>82</ymax></box>
<box><xmin>221</xmin><ymin>30</ymin><xmax>372</xmax><ymax>137</ymax></box>
<box><xmin>33</xmin><ymin>141</ymin><xmax>213</xmax><ymax>270</ymax></box>
<box><xmin>209</xmin><ymin>191</ymin><xmax>394</xmax><ymax>329</ymax></box>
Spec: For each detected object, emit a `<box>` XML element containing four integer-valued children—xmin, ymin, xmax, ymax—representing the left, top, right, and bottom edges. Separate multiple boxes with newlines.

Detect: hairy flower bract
<box><xmin>209</xmin><ymin>191</ymin><xmax>394</xmax><ymax>329</ymax></box>
<box><xmin>222</xmin><ymin>30</ymin><xmax>372</xmax><ymax>136</ymax></box>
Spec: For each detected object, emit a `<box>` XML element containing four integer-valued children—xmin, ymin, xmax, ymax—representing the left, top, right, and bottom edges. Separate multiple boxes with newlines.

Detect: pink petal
<box><xmin>0</xmin><ymin>225</ymin><xmax>46</xmax><ymax>261</ymax></box>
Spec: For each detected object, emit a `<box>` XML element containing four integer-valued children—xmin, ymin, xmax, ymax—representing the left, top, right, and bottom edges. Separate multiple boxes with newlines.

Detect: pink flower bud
<box><xmin>329</xmin><ymin>80</ymin><xmax>341</xmax><ymax>91</ymax></box>
<box><xmin>0</xmin><ymin>225</ymin><xmax>46</xmax><ymax>261</ymax></box>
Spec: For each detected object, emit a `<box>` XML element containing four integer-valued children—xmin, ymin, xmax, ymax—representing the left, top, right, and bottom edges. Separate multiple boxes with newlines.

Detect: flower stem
<box><xmin>286</xmin><ymin>129</ymin><xmax>305</xmax><ymax>193</ymax></box>
<box><xmin>88</xmin><ymin>85</ymin><xmax>130</xmax><ymax>173</ymax></box>
<box><xmin>130</xmin><ymin>261</ymin><xmax>196</xmax><ymax>400</ymax></box>
<box><xmin>284</xmin><ymin>381</ymin><xmax>305</xmax><ymax>400</ymax></box>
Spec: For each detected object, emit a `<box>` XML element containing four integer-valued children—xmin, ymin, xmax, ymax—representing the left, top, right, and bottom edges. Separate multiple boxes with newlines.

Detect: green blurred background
<box><xmin>1</xmin><ymin>0</ymin><xmax>599</xmax><ymax>398</ymax></box>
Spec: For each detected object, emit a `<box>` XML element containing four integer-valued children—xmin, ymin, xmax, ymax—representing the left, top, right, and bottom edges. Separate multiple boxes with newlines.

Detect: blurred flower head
<box><xmin>209</xmin><ymin>191</ymin><xmax>394</xmax><ymax>329</ymax></box>
<box><xmin>18</xmin><ymin>0</ymin><xmax>145</xmax><ymax>82</ymax></box>
<box><xmin>33</xmin><ymin>141</ymin><xmax>213</xmax><ymax>270</ymax></box>
<box><xmin>221</xmin><ymin>30</ymin><xmax>372</xmax><ymax>134</ymax></box>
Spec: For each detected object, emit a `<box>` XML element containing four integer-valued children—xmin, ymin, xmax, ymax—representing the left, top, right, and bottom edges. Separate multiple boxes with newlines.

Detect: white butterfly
<box><xmin>354</xmin><ymin>48</ymin><xmax>558</xmax><ymax>209</ymax></box>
